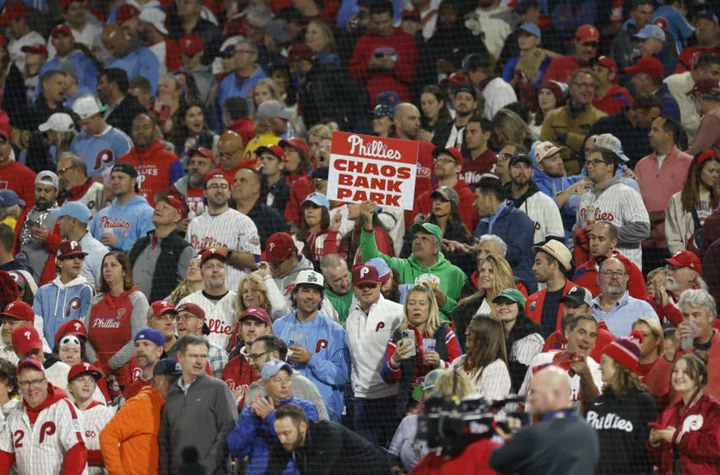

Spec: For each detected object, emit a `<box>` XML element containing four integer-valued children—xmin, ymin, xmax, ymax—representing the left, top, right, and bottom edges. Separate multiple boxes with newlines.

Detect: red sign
<box><xmin>327</xmin><ymin>132</ymin><xmax>419</xmax><ymax>210</ymax></box>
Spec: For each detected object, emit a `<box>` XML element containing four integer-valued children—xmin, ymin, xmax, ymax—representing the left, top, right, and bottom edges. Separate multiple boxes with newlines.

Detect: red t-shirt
<box><xmin>462</xmin><ymin>149</ymin><xmax>497</xmax><ymax>186</ymax></box>
<box><xmin>0</xmin><ymin>160</ymin><xmax>36</xmax><ymax>206</ymax></box>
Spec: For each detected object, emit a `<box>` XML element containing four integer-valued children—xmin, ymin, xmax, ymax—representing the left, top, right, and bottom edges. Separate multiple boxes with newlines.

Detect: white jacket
<box><xmin>178</xmin><ymin>290</ymin><xmax>238</xmax><ymax>349</ymax></box>
<box><xmin>665</xmin><ymin>191</ymin><xmax>716</xmax><ymax>255</ymax></box>
<box><xmin>664</xmin><ymin>71</ymin><xmax>700</xmax><ymax>141</ymax></box>
<box><xmin>516</xmin><ymin>190</ymin><xmax>565</xmax><ymax>245</ymax></box>
<box><xmin>345</xmin><ymin>295</ymin><xmax>403</xmax><ymax>399</ymax></box>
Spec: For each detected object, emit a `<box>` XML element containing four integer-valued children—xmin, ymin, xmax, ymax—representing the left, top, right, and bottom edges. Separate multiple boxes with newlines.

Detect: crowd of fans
<box><xmin>0</xmin><ymin>0</ymin><xmax>719</xmax><ymax>473</ymax></box>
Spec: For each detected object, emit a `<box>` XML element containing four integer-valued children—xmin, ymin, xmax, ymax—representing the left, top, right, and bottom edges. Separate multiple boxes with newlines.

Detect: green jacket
<box><xmin>359</xmin><ymin>230</ymin><xmax>465</xmax><ymax>317</ymax></box>
<box><xmin>325</xmin><ymin>272</ymin><xmax>354</xmax><ymax>326</ymax></box>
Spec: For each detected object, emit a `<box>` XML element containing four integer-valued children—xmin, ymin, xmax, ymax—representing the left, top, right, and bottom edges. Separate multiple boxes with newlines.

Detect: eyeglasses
<box><xmin>57</xmin><ymin>165</ymin><xmax>78</xmax><ymax>175</ymax></box>
<box><xmin>497</xmin><ymin>152</ymin><xmax>512</xmax><ymax>161</ymax></box>
<box><xmin>600</xmin><ymin>270</ymin><xmax>626</xmax><ymax>279</ymax></box>
<box><xmin>174</xmin><ymin>313</ymin><xmax>200</xmax><ymax>322</ymax></box>
<box><xmin>218</xmin><ymin>149</ymin><xmax>242</xmax><ymax>159</ymax></box>
<box><xmin>207</xmin><ymin>183</ymin><xmax>230</xmax><ymax>190</ymax></box>
<box><xmin>433</xmin><ymin>158</ymin><xmax>456</xmax><ymax>165</ymax></box>
<box><xmin>18</xmin><ymin>377</ymin><xmax>46</xmax><ymax>389</ymax></box>
<box><xmin>247</xmin><ymin>351</ymin><xmax>268</xmax><ymax>361</ymax></box>
<box><xmin>586</xmin><ymin>159</ymin><xmax>606</xmax><ymax>167</ymax></box>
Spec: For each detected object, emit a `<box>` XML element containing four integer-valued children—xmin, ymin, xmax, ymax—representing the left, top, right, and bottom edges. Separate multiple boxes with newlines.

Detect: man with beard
<box><xmin>392</xmin><ymin>103</ymin><xmax>433</xmax><ymax>213</ymax></box>
<box><xmin>463</xmin><ymin>115</ymin><xmax>496</xmax><ymax>185</ymax></box>
<box><xmin>14</xmin><ymin>171</ymin><xmax>63</xmax><ymax>285</ymax></box>
<box><xmin>178</xmin><ymin>249</ymin><xmax>238</xmax><ymax>351</ymax></box>
<box><xmin>175</xmin><ymin>302</ymin><xmax>227</xmax><ymax>377</ymax></box>
<box><xmin>651</xmin><ymin>251</ymin><xmax>708</xmax><ymax>327</ymax></box>
<box><xmin>123</xmin><ymin>328</ymin><xmax>165</xmax><ymax>399</ymax></box>
<box><xmin>433</xmin><ymin>84</ymin><xmax>477</xmax><ymax>151</ymax></box>
<box><xmin>462</xmin><ymin>53</ymin><xmax>517</xmax><ymax>120</ymax></box>
<box><xmin>33</xmin><ymin>240</ymin><xmax>93</xmax><ymax>346</ymax></box>
<box><xmin>167</xmin><ymin>147</ymin><xmax>215</xmax><ymax>226</ymax></box>
<box><xmin>505</xmin><ymin>153</ymin><xmax>564</xmax><ymax>246</ymax></box>
<box><xmin>273</xmin><ymin>271</ymin><xmax>350</xmax><ymax>421</ymax></box>
<box><xmin>129</xmin><ymin>193</ymin><xmax>195</xmax><ymax>303</ymax></box>
<box><xmin>520</xmin><ymin>314</ymin><xmax>603</xmax><ymax>407</ymax></box>
<box><xmin>56</xmin><ymin>152</ymin><xmax>106</xmax><ymax>216</ymax></box>
<box><xmin>186</xmin><ymin>172</ymin><xmax>261</xmax><ymax>291</ymax></box>
<box><xmin>223</xmin><ymin>307</ymin><xmax>272</xmax><ymax>406</ymax></box>
<box><xmin>217</xmin><ymin>131</ymin><xmax>252</xmax><ymax>183</ymax></box>
<box><xmin>90</xmin><ymin>163</ymin><xmax>155</xmax><ymax>252</ymax></box>
<box><xmin>96</xmin><ymin>68</ymin><xmax>148</xmax><ymax>137</ymax></box>
<box><xmin>102</xmin><ymin>25</ymin><xmax>159</xmax><ymax>95</ymax></box>
<box><xmin>591</xmin><ymin>257</ymin><xmax>658</xmax><ymax>337</ymax></box>
<box><xmin>118</xmin><ymin>114</ymin><xmax>185</xmax><ymax>206</ymax></box>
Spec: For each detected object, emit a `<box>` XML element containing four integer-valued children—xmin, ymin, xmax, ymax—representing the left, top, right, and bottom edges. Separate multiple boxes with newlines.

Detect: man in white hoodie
<box><xmin>33</xmin><ymin>240</ymin><xmax>94</xmax><ymax>347</ymax></box>
<box><xmin>345</xmin><ymin>264</ymin><xmax>403</xmax><ymax>446</ymax></box>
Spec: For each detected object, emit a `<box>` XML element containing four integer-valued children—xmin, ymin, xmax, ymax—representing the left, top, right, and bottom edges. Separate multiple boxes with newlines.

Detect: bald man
<box><xmin>216</xmin><ymin>131</ymin><xmax>251</xmax><ymax>182</ymax></box>
<box><xmin>489</xmin><ymin>366</ymin><xmax>600</xmax><ymax>475</ymax></box>
<box><xmin>103</xmin><ymin>25</ymin><xmax>160</xmax><ymax>95</ymax></box>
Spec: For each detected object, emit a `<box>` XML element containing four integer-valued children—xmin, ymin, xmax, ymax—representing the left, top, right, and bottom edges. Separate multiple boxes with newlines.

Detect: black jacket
<box><xmin>2</xmin><ymin>63</ymin><xmax>26</xmax><ymax>122</ymax></box>
<box><xmin>128</xmin><ymin>230</ymin><xmax>193</xmax><ymax>303</ymax></box>
<box><xmin>106</xmin><ymin>94</ymin><xmax>147</xmax><ymax>137</ymax></box>
<box><xmin>260</xmin><ymin>177</ymin><xmax>291</xmax><ymax>217</ymax></box>
<box><xmin>299</xmin><ymin>62</ymin><xmax>369</xmax><ymax>131</ymax></box>
<box><xmin>490</xmin><ymin>411</ymin><xmax>600</xmax><ymax>475</ymax></box>
<box><xmin>266</xmin><ymin>420</ymin><xmax>390</xmax><ymax>475</ymax></box>
<box><xmin>585</xmin><ymin>388</ymin><xmax>657</xmax><ymax>475</ymax></box>
<box><xmin>11</xmin><ymin>95</ymin><xmax>73</xmax><ymax>134</ymax></box>
<box><xmin>418</xmin><ymin>21</ymin><xmax>488</xmax><ymax>89</ymax></box>
<box><xmin>245</xmin><ymin>199</ymin><xmax>288</xmax><ymax>248</ymax></box>
<box><xmin>588</xmin><ymin>111</ymin><xmax>652</xmax><ymax>169</ymax></box>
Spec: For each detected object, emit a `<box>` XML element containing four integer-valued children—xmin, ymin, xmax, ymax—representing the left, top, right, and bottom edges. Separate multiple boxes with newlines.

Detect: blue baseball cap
<box><xmin>518</xmin><ymin>22</ymin><xmax>541</xmax><ymax>39</ymax></box>
<box><xmin>50</xmin><ymin>201</ymin><xmax>92</xmax><ymax>224</ymax></box>
<box><xmin>373</xmin><ymin>104</ymin><xmax>393</xmax><ymax>118</ymax></box>
<box><xmin>0</xmin><ymin>190</ymin><xmax>24</xmax><ymax>207</ymax></box>
<box><xmin>375</xmin><ymin>90</ymin><xmax>400</xmax><ymax>108</ymax></box>
<box><xmin>135</xmin><ymin>328</ymin><xmax>165</xmax><ymax>348</ymax></box>
<box><xmin>153</xmin><ymin>358</ymin><xmax>183</xmax><ymax>377</ymax></box>
<box><xmin>301</xmin><ymin>192</ymin><xmax>330</xmax><ymax>209</ymax></box>
<box><xmin>634</xmin><ymin>24</ymin><xmax>666</xmax><ymax>41</ymax></box>
<box><xmin>261</xmin><ymin>359</ymin><xmax>293</xmax><ymax>380</ymax></box>
<box><xmin>365</xmin><ymin>258</ymin><xmax>391</xmax><ymax>282</ymax></box>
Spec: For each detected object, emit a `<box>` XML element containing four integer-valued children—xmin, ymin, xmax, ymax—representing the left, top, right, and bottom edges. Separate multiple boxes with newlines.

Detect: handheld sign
<box><xmin>327</xmin><ymin>132</ymin><xmax>419</xmax><ymax>210</ymax></box>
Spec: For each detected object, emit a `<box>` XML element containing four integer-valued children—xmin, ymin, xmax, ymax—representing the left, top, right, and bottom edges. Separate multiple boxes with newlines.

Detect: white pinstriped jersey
<box><xmin>515</xmin><ymin>191</ymin><xmax>566</xmax><ymax>245</ymax></box>
<box><xmin>510</xmin><ymin>333</ymin><xmax>545</xmax><ymax>367</ymax></box>
<box><xmin>0</xmin><ymin>393</ymin><xmax>88</xmax><ymax>475</ymax></box>
<box><xmin>576</xmin><ymin>182</ymin><xmax>650</xmax><ymax>270</ymax></box>
<box><xmin>186</xmin><ymin>209</ymin><xmax>262</xmax><ymax>292</ymax></box>
<box><xmin>177</xmin><ymin>290</ymin><xmax>238</xmax><ymax>349</ymax></box>
<box><xmin>77</xmin><ymin>402</ymin><xmax>115</xmax><ymax>475</ymax></box>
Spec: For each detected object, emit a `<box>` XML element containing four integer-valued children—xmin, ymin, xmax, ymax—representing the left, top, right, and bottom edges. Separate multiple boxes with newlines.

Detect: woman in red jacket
<box><xmin>648</xmin><ymin>353</ymin><xmax>720</xmax><ymax>474</ymax></box>
<box><xmin>84</xmin><ymin>252</ymin><xmax>149</xmax><ymax>394</ymax></box>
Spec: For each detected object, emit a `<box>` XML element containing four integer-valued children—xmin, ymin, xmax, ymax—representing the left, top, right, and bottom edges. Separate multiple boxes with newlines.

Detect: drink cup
<box><xmin>422</xmin><ymin>338</ymin><xmax>437</xmax><ymax>352</ymax></box>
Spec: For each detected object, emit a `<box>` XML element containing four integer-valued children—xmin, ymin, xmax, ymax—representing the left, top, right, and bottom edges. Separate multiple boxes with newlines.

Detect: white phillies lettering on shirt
<box><xmin>93</xmin><ymin>320</ymin><xmax>122</xmax><ymax>329</ymax></box>
<box><xmin>586</xmin><ymin>411</ymin><xmax>634</xmax><ymax>432</ymax></box>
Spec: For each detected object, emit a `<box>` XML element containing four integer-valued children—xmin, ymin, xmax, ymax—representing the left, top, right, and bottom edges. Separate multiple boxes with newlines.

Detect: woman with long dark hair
<box><xmin>84</xmin><ymin>252</ymin><xmax>148</xmax><ymax>392</ymax></box>
<box><xmin>170</xmin><ymin>102</ymin><xmax>218</xmax><ymax>160</ymax></box>
<box><xmin>492</xmin><ymin>288</ymin><xmax>543</xmax><ymax>392</ymax></box>
<box><xmin>587</xmin><ymin>332</ymin><xmax>657</xmax><ymax>474</ymax></box>
<box><xmin>295</xmin><ymin>193</ymin><xmax>342</xmax><ymax>267</ymax></box>
<box><xmin>451</xmin><ymin>314</ymin><xmax>511</xmax><ymax>399</ymax></box>
<box><xmin>341</xmin><ymin>201</ymin><xmax>393</xmax><ymax>266</ymax></box>
<box><xmin>531</xmin><ymin>80</ymin><xmax>566</xmax><ymax>135</ymax></box>
<box><xmin>666</xmin><ymin>150</ymin><xmax>720</xmax><ymax>254</ymax></box>
<box><xmin>419</xmin><ymin>86</ymin><xmax>452</xmax><ymax>143</ymax></box>
<box><xmin>153</xmin><ymin>75</ymin><xmax>186</xmax><ymax>136</ymax></box>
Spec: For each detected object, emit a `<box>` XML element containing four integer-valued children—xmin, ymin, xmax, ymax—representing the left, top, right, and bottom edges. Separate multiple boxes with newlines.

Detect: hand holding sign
<box><xmin>361</xmin><ymin>201</ymin><xmax>378</xmax><ymax>232</ymax></box>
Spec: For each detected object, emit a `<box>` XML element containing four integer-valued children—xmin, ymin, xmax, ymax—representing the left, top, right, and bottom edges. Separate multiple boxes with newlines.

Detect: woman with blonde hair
<box><xmin>631</xmin><ymin>317</ymin><xmax>664</xmax><ymax>383</ymax></box>
<box><xmin>166</xmin><ymin>257</ymin><xmax>204</xmax><ymax>304</ymax></box>
<box><xmin>491</xmin><ymin>108</ymin><xmax>539</xmax><ymax>156</ymax></box>
<box><xmin>250</xmin><ymin>78</ymin><xmax>282</xmax><ymax>119</ymax></box>
<box><xmin>451</xmin><ymin>253</ymin><xmax>516</xmax><ymax>348</ymax></box>
<box><xmin>305</xmin><ymin>20</ymin><xmax>338</xmax><ymax>66</ymax></box>
<box><xmin>451</xmin><ymin>315</ymin><xmax>511</xmax><ymax>400</ymax></box>
<box><xmin>382</xmin><ymin>282</ymin><xmax>462</xmax><ymax>418</ymax></box>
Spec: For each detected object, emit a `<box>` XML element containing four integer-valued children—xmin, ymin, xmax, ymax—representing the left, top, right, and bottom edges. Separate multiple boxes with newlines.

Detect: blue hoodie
<box><xmin>90</xmin><ymin>195</ymin><xmax>155</xmax><ymax>252</ymax></box>
<box><xmin>272</xmin><ymin>311</ymin><xmax>350</xmax><ymax>422</ymax></box>
<box><xmin>33</xmin><ymin>276</ymin><xmax>94</xmax><ymax>346</ymax></box>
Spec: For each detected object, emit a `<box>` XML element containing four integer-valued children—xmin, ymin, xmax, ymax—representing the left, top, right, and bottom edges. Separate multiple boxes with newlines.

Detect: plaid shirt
<box><xmin>208</xmin><ymin>341</ymin><xmax>229</xmax><ymax>378</ymax></box>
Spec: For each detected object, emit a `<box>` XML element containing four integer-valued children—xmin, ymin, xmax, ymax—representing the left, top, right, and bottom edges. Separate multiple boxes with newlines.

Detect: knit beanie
<box><xmin>539</xmin><ymin>80</ymin><xmax>568</xmax><ymax>106</ymax></box>
<box><xmin>602</xmin><ymin>331</ymin><xmax>643</xmax><ymax>373</ymax></box>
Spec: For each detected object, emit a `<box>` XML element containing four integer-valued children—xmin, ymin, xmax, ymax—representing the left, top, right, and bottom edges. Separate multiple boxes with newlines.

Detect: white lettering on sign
<box><xmin>347</xmin><ymin>135</ymin><xmax>402</xmax><ymax>160</ymax></box>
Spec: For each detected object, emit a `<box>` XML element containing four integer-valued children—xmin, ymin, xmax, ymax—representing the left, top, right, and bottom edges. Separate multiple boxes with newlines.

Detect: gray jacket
<box><xmin>244</xmin><ymin>372</ymin><xmax>329</xmax><ymax>421</ymax></box>
<box><xmin>159</xmin><ymin>374</ymin><xmax>238</xmax><ymax>475</ymax></box>
<box><xmin>271</xmin><ymin>255</ymin><xmax>314</xmax><ymax>308</ymax></box>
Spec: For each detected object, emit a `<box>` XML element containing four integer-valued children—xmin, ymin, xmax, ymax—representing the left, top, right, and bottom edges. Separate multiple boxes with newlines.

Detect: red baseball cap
<box><xmin>257</xmin><ymin>144</ymin><xmax>287</xmax><ymax>162</ymax></box>
<box><xmin>180</xmin><ymin>34</ymin><xmax>204</xmax><ymax>56</ymax></box>
<box><xmin>155</xmin><ymin>192</ymin><xmax>189</xmax><ymax>219</ymax></box>
<box><xmin>624</xmin><ymin>56</ymin><xmax>664</xmax><ymax>80</ymax></box>
<box><xmin>596</xmin><ymin>56</ymin><xmax>617</xmax><ymax>73</ymax></box>
<box><xmin>16</xmin><ymin>358</ymin><xmax>44</xmax><ymax>375</ymax></box>
<box><xmin>352</xmin><ymin>265</ymin><xmax>381</xmax><ymax>285</ymax></box>
<box><xmin>665</xmin><ymin>251</ymin><xmax>702</xmax><ymax>273</ymax></box>
<box><xmin>176</xmin><ymin>302</ymin><xmax>209</xmax><ymax>334</ymax></box>
<box><xmin>439</xmin><ymin>72</ymin><xmax>469</xmax><ymax>89</ymax></box>
<box><xmin>284</xmin><ymin>43</ymin><xmax>314</xmax><ymax>63</ymax></box>
<box><xmin>239</xmin><ymin>307</ymin><xmax>271</xmax><ymax>326</ymax></box>
<box><xmin>12</xmin><ymin>325</ymin><xmax>42</xmax><ymax>356</ymax></box>
<box><xmin>432</xmin><ymin>146</ymin><xmax>463</xmax><ymax>164</ymax></box>
<box><xmin>151</xmin><ymin>300</ymin><xmax>178</xmax><ymax>318</ymax></box>
<box><xmin>21</xmin><ymin>44</ymin><xmax>48</xmax><ymax>57</ymax></box>
<box><xmin>1</xmin><ymin>301</ymin><xmax>34</xmax><ymax>324</ymax></box>
<box><xmin>204</xmin><ymin>169</ymin><xmax>229</xmax><ymax>186</ymax></box>
<box><xmin>190</xmin><ymin>147</ymin><xmax>218</xmax><ymax>165</ymax></box>
<box><xmin>576</xmin><ymin>24</ymin><xmax>600</xmax><ymax>43</ymax></box>
<box><xmin>56</xmin><ymin>240</ymin><xmax>88</xmax><ymax>260</ymax></box>
<box><xmin>54</xmin><ymin>319</ymin><xmax>88</xmax><ymax>346</ymax></box>
<box><xmin>261</xmin><ymin>233</ymin><xmax>295</xmax><ymax>263</ymax></box>
<box><xmin>200</xmin><ymin>247</ymin><xmax>227</xmax><ymax>264</ymax></box>
<box><xmin>51</xmin><ymin>25</ymin><xmax>73</xmax><ymax>37</ymax></box>
<box><xmin>67</xmin><ymin>362</ymin><xmax>102</xmax><ymax>383</ymax></box>
<box><xmin>116</xmin><ymin>4</ymin><xmax>140</xmax><ymax>24</ymax></box>
<box><xmin>279</xmin><ymin>138</ymin><xmax>309</xmax><ymax>160</ymax></box>
<box><xmin>0</xmin><ymin>4</ymin><xmax>26</xmax><ymax>26</ymax></box>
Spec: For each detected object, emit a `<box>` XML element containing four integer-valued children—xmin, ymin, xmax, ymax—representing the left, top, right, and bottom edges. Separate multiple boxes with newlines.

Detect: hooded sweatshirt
<box><xmin>90</xmin><ymin>195</ymin><xmax>155</xmax><ymax>253</ymax></box>
<box><xmin>117</xmin><ymin>141</ymin><xmax>185</xmax><ymax>206</ymax></box>
<box><xmin>270</xmin><ymin>255</ymin><xmax>314</xmax><ymax>308</ymax></box>
<box><xmin>359</xmin><ymin>229</ymin><xmax>466</xmax><ymax>318</ymax></box>
<box><xmin>34</xmin><ymin>275</ymin><xmax>94</xmax><ymax>346</ymax></box>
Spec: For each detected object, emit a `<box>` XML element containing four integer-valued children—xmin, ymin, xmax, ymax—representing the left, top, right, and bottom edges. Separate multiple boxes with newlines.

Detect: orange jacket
<box><xmin>525</xmin><ymin>280</ymin><xmax>576</xmax><ymax>333</ymax></box>
<box><xmin>99</xmin><ymin>386</ymin><xmax>164</xmax><ymax>475</ymax></box>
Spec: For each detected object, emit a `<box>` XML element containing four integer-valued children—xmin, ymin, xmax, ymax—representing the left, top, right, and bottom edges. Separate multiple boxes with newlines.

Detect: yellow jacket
<box><xmin>99</xmin><ymin>386</ymin><xmax>164</xmax><ymax>475</ymax></box>
<box><xmin>540</xmin><ymin>104</ymin><xmax>607</xmax><ymax>175</ymax></box>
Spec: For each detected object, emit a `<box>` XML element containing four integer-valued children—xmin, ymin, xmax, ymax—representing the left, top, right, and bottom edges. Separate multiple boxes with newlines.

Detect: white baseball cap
<box><xmin>36</xmin><ymin>171</ymin><xmax>59</xmax><ymax>190</ymax></box>
<box><xmin>38</xmin><ymin>113</ymin><xmax>75</xmax><ymax>133</ymax></box>
<box><xmin>294</xmin><ymin>270</ymin><xmax>324</xmax><ymax>288</ymax></box>
<box><xmin>72</xmin><ymin>95</ymin><xmax>102</xmax><ymax>121</ymax></box>
<box><xmin>139</xmin><ymin>7</ymin><xmax>168</xmax><ymax>35</ymax></box>
<box><xmin>592</xmin><ymin>134</ymin><xmax>630</xmax><ymax>163</ymax></box>
<box><xmin>535</xmin><ymin>141</ymin><xmax>567</xmax><ymax>164</ymax></box>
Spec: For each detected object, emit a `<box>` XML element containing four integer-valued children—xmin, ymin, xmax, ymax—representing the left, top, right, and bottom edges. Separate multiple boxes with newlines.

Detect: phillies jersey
<box><xmin>117</xmin><ymin>142</ymin><xmax>186</xmax><ymax>206</ymax></box>
<box><xmin>0</xmin><ymin>389</ymin><xmax>88</xmax><ymax>475</ymax></box>
<box><xmin>462</xmin><ymin>149</ymin><xmax>497</xmax><ymax>185</ymax></box>
<box><xmin>576</xmin><ymin>181</ymin><xmax>650</xmax><ymax>270</ymax></box>
<box><xmin>77</xmin><ymin>401</ymin><xmax>115</xmax><ymax>475</ymax></box>
<box><xmin>69</xmin><ymin>126</ymin><xmax>132</xmax><ymax>178</ymax></box>
<box><xmin>185</xmin><ymin>208</ymin><xmax>261</xmax><ymax>291</ymax></box>
<box><xmin>222</xmin><ymin>353</ymin><xmax>258</xmax><ymax>407</ymax></box>
<box><xmin>177</xmin><ymin>290</ymin><xmax>238</xmax><ymax>349</ymax></box>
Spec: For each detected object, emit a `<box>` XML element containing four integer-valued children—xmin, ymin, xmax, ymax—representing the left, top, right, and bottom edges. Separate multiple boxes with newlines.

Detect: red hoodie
<box><xmin>118</xmin><ymin>141</ymin><xmax>181</xmax><ymax>206</ymax></box>
<box><xmin>348</xmin><ymin>28</ymin><xmax>418</xmax><ymax>103</ymax></box>
<box><xmin>229</xmin><ymin>117</ymin><xmax>256</xmax><ymax>147</ymax></box>
<box><xmin>222</xmin><ymin>353</ymin><xmax>259</xmax><ymax>407</ymax></box>
<box><xmin>413</xmin><ymin>179</ymin><xmax>478</xmax><ymax>232</ymax></box>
